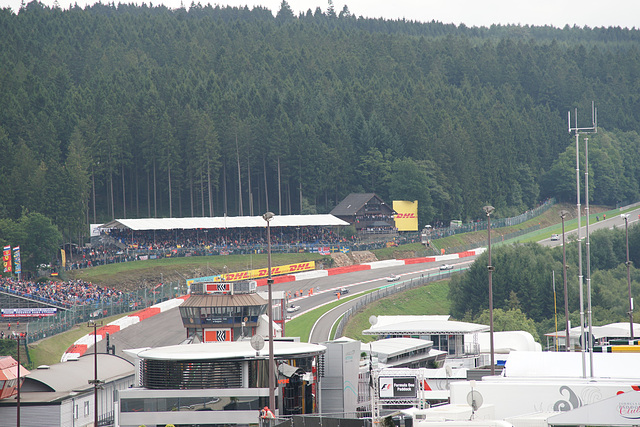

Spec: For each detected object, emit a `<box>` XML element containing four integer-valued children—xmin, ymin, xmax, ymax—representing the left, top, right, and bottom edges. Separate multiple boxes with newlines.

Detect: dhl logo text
<box><xmin>396</xmin><ymin>213</ymin><xmax>416</xmax><ymax>218</ymax></box>
<box><xmin>219</xmin><ymin>261</ymin><xmax>315</xmax><ymax>281</ymax></box>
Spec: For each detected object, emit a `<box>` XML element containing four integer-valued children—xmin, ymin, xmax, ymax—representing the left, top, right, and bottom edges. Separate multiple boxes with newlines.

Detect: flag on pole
<box><xmin>3</xmin><ymin>245</ymin><xmax>11</xmax><ymax>273</ymax></box>
<box><xmin>12</xmin><ymin>246</ymin><xmax>21</xmax><ymax>274</ymax></box>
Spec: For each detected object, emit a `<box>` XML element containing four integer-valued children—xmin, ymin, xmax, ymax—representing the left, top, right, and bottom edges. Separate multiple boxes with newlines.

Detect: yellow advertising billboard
<box><xmin>186</xmin><ymin>261</ymin><xmax>316</xmax><ymax>287</ymax></box>
<box><xmin>393</xmin><ymin>200</ymin><xmax>419</xmax><ymax>231</ymax></box>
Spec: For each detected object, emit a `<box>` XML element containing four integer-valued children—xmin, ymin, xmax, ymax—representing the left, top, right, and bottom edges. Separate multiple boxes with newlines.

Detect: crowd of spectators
<box><xmin>105</xmin><ymin>225</ymin><xmax>354</xmax><ymax>250</ymax></box>
<box><xmin>0</xmin><ymin>277</ymin><xmax>123</xmax><ymax>308</ymax></box>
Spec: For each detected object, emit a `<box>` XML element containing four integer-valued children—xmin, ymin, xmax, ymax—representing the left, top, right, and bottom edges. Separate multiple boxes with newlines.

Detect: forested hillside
<box><xmin>449</xmin><ymin>225</ymin><xmax>640</xmax><ymax>338</ymax></box>
<box><xmin>1</xmin><ymin>1</ymin><xmax>640</xmax><ymax>245</ymax></box>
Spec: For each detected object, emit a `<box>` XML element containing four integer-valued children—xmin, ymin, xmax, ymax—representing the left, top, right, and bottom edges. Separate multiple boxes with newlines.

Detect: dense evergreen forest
<box><xmin>1</xmin><ymin>0</ymin><xmax>640</xmax><ymax>247</ymax></box>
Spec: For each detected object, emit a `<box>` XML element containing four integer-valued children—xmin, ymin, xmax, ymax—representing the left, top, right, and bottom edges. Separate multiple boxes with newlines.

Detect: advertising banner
<box><xmin>393</xmin><ymin>200</ymin><xmax>419</xmax><ymax>231</ymax></box>
<box><xmin>61</xmin><ymin>248</ymin><xmax>66</xmax><ymax>269</ymax></box>
<box><xmin>204</xmin><ymin>328</ymin><xmax>232</xmax><ymax>342</ymax></box>
<box><xmin>187</xmin><ymin>261</ymin><xmax>315</xmax><ymax>286</ymax></box>
<box><xmin>89</xmin><ymin>223</ymin><xmax>102</xmax><ymax>237</ymax></box>
<box><xmin>2</xmin><ymin>307</ymin><xmax>57</xmax><ymax>317</ymax></box>
<box><xmin>205</xmin><ymin>283</ymin><xmax>232</xmax><ymax>294</ymax></box>
<box><xmin>3</xmin><ymin>245</ymin><xmax>11</xmax><ymax>273</ymax></box>
<box><xmin>12</xmin><ymin>246</ymin><xmax>21</xmax><ymax>274</ymax></box>
<box><xmin>379</xmin><ymin>376</ymin><xmax>417</xmax><ymax>398</ymax></box>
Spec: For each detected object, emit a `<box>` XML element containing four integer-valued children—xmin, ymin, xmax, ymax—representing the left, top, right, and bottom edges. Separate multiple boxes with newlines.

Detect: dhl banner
<box><xmin>3</xmin><ymin>246</ymin><xmax>11</xmax><ymax>273</ymax></box>
<box><xmin>61</xmin><ymin>248</ymin><xmax>66</xmax><ymax>269</ymax></box>
<box><xmin>12</xmin><ymin>247</ymin><xmax>21</xmax><ymax>274</ymax></box>
<box><xmin>186</xmin><ymin>261</ymin><xmax>315</xmax><ymax>287</ymax></box>
<box><xmin>393</xmin><ymin>200</ymin><xmax>419</xmax><ymax>231</ymax></box>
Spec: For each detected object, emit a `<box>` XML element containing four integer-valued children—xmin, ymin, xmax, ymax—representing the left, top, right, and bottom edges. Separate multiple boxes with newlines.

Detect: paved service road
<box><xmin>538</xmin><ymin>207</ymin><xmax>640</xmax><ymax>248</ymax></box>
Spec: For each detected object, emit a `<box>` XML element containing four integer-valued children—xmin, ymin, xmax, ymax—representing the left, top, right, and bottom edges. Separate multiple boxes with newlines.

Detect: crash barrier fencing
<box><xmin>333</xmin><ymin>268</ymin><xmax>465</xmax><ymax>339</ymax></box>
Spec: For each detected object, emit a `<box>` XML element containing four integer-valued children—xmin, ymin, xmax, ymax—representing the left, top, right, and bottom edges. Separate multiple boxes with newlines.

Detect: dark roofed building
<box><xmin>330</xmin><ymin>193</ymin><xmax>396</xmax><ymax>235</ymax></box>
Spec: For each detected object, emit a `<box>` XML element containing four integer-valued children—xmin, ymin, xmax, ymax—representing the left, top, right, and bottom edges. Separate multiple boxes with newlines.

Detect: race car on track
<box><xmin>286</xmin><ymin>305</ymin><xmax>301</xmax><ymax>313</ymax></box>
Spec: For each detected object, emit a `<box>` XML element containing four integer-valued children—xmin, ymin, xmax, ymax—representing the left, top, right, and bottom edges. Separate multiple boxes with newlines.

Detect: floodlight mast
<box><xmin>568</xmin><ymin>102</ymin><xmax>597</xmax><ymax>378</ymax></box>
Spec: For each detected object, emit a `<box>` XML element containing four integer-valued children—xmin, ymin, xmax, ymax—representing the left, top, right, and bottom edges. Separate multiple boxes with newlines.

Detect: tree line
<box><xmin>449</xmin><ymin>225</ymin><xmax>640</xmax><ymax>341</ymax></box>
<box><xmin>1</xmin><ymin>0</ymin><xmax>640</xmax><ymax>254</ymax></box>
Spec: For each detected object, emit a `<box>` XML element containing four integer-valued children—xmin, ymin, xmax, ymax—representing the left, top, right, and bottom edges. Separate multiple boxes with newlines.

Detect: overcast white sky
<box><xmin>1</xmin><ymin>0</ymin><xmax>638</xmax><ymax>29</ymax></box>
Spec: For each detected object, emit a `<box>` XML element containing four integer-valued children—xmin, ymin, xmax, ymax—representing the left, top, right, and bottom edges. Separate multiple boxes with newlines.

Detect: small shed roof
<box><xmin>99</xmin><ymin>214</ymin><xmax>348</xmax><ymax>231</ymax></box>
<box><xmin>181</xmin><ymin>293</ymin><xmax>266</xmax><ymax>308</ymax></box>
<box><xmin>0</xmin><ymin>356</ymin><xmax>29</xmax><ymax>381</ymax></box>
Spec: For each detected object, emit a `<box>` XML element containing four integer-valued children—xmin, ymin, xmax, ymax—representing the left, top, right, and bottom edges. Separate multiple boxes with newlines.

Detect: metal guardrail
<box><xmin>333</xmin><ymin>269</ymin><xmax>465</xmax><ymax>339</ymax></box>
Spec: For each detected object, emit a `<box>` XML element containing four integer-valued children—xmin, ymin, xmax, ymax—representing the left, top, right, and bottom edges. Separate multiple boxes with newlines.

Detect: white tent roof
<box><xmin>99</xmin><ymin>214</ymin><xmax>349</xmax><ymax>231</ymax></box>
<box><xmin>126</xmin><ymin>340</ymin><xmax>326</xmax><ymax>361</ymax></box>
<box><xmin>363</xmin><ymin>315</ymin><xmax>489</xmax><ymax>336</ymax></box>
<box><xmin>477</xmin><ymin>331</ymin><xmax>543</xmax><ymax>353</ymax></box>
<box><xmin>545</xmin><ymin>322</ymin><xmax>640</xmax><ymax>339</ymax></box>
<box><xmin>361</xmin><ymin>337</ymin><xmax>434</xmax><ymax>357</ymax></box>
<box><xmin>503</xmin><ymin>350</ymin><xmax>640</xmax><ymax>379</ymax></box>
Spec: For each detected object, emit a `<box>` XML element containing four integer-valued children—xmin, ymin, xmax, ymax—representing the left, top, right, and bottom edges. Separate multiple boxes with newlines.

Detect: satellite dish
<box><xmin>250</xmin><ymin>334</ymin><xmax>265</xmax><ymax>352</ymax></box>
<box><xmin>369</xmin><ymin>315</ymin><xmax>378</xmax><ymax>326</ymax></box>
<box><xmin>467</xmin><ymin>390</ymin><xmax>483</xmax><ymax>411</ymax></box>
<box><xmin>445</xmin><ymin>365</ymin><xmax>453</xmax><ymax>378</ymax></box>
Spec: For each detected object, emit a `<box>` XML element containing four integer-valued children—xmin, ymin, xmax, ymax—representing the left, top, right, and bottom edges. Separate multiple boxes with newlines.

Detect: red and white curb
<box><xmin>255</xmin><ymin>248</ymin><xmax>484</xmax><ymax>286</ymax></box>
<box><xmin>60</xmin><ymin>295</ymin><xmax>189</xmax><ymax>362</ymax></box>
<box><xmin>60</xmin><ymin>248</ymin><xmax>484</xmax><ymax>361</ymax></box>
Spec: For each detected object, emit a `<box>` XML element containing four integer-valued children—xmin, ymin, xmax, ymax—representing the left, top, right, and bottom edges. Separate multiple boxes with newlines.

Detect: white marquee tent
<box><xmin>98</xmin><ymin>214</ymin><xmax>349</xmax><ymax>231</ymax></box>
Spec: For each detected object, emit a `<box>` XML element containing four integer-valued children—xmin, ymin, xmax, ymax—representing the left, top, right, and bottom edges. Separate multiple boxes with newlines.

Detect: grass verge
<box><xmin>285</xmin><ymin>290</ymin><xmax>377</xmax><ymax>341</ymax></box>
<box><xmin>341</xmin><ymin>281</ymin><xmax>451</xmax><ymax>343</ymax></box>
<box><xmin>67</xmin><ymin>253</ymin><xmax>331</xmax><ymax>289</ymax></box>
<box><xmin>28</xmin><ymin>312</ymin><xmax>131</xmax><ymax>368</ymax></box>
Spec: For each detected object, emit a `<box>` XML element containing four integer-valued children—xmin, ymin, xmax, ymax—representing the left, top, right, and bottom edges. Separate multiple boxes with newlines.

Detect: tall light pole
<box><xmin>88</xmin><ymin>320</ymin><xmax>103</xmax><ymax>427</ymax></box>
<box><xmin>262</xmin><ymin>212</ymin><xmax>276</xmax><ymax>413</ymax></box>
<box><xmin>12</xmin><ymin>333</ymin><xmax>26</xmax><ymax>427</ymax></box>
<box><xmin>560</xmin><ymin>210</ymin><xmax>571</xmax><ymax>351</ymax></box>
<box><xmin>569</xmin><ymin>104</ymin><xmax>597</xmax><ymax>378</ymax></box>
<box><xmin>483</xmin><ymin>205</ymin><xmax>495</xmax><ymax>375</ymax></box>
<box><xmin>621</xmin><ymin>214</ymin><xmax>634</xmax><ymax>340</ymax></box>
<box><xmin>584</xmin><ymin>137</ymin><xmax>594</xmax><ymax>377</ymax></box>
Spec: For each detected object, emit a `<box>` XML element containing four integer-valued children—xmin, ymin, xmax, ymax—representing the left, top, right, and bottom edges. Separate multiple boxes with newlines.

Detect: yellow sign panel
<box><xmin>187</xmin><ymin>261</ymin><xmax>316</xmax><ymax>286</ymax></box>
<box><xmin>393</xmin><ymin>200</ymin><xmax>418</xmax><ymax>231</ymax></box>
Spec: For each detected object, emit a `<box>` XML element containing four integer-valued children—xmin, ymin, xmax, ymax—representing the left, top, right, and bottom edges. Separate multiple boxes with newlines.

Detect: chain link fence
<box><xmin>416</xmin><ymin>223</ymin><xmax>542</xmax><ymax>257</ymax></box>
<box><xmin>426</xmin><ymin>198</ymin><xmax>555</xmax><ymax>241</ymax></box>
<box><xmin>22</xmin><ymin>281</ymin><xmax>179</xmax><ymax>344</ymax></box>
